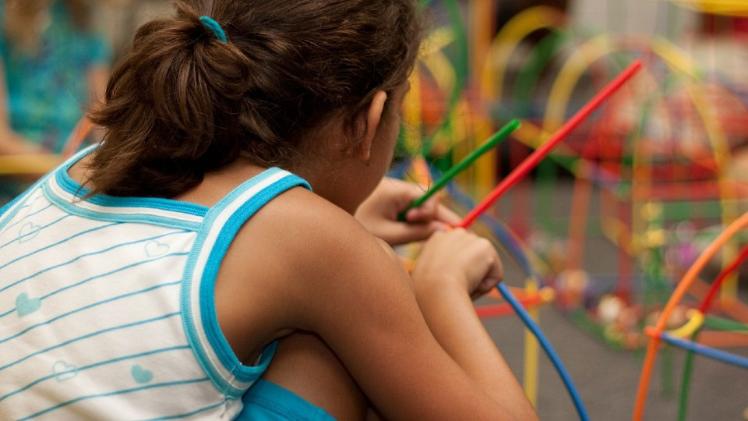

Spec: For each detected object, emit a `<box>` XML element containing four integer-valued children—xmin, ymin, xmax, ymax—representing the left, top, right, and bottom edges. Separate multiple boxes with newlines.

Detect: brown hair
<box><xmin>5</xmin><ymin>0</ymin><xmax>92</xmax><ymax>52</ymax></box>
<box><xmin>88</xmin><ymin>0</ymin><xmax>422</xmax><ymax>198</ymax></box>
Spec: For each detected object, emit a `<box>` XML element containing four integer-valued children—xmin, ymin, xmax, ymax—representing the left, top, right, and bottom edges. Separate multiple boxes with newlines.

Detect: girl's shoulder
<box><xmin>214</xmin><ymin>185</ymin><xmax>393</xmax><ymax>357</ymax></box>
<box><xmin>226</xmin><ymin>186</ymin><xmax>376</xmax><ymax>278</ymax></box>
<box><xmin>217</xmin><ymin>179</ymin><xmax>393</xmax><ymax>305</ymax></box>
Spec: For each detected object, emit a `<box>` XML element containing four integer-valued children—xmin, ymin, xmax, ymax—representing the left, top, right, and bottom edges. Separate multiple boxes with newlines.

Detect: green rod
<box><xmin>398</xmin><ymin>119</ymin><xmax>521</xmax><ymax>221</ymax></box>
<box><xmin>677</xmin><ymin>330</ymin><xmax>699</xmax><ymax>421</ymax></box>
<box><xmin>704</xmin><ymin>315</ymin><xmax>748</xmax><ymax>332</ymax></box>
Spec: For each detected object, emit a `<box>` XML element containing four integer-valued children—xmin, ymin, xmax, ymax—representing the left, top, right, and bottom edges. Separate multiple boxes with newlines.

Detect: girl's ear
<box><xmin>353</xmin><ymin>90</ymin><xmax>388</xmax><ymax>161</ymax></box>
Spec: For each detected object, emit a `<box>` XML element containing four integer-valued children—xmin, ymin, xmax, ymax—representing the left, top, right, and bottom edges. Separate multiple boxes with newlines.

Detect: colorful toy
<box><xmin>401</xmin><ymin>1</ymin><xmax>747</xmax><ymax>418</ymax></box>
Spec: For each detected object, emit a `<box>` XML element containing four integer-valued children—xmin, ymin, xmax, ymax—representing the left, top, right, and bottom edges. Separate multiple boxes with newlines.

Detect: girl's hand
<box><xmin>411</xmin><ymin>228</ymin><xmax>503</xmax><ymax>300</ymax></box>
<box><xmin>354</xmin><ymin>177</ymin><xmax>460</xmax><ymax>246</ymax></box>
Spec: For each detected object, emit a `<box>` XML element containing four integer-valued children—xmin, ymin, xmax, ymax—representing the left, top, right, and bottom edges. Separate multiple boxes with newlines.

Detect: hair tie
<box><xmin>199</xmin><ymin>16</ymin><xmax>228</xmax><ymax>44</ymax></box>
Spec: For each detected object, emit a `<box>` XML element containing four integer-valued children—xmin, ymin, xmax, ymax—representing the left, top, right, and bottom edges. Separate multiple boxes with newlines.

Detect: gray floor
<box><xmin>476</xmin><ymin>182</ymin><xmax>748</xmax><ymax>420</ymax></box>
<box><xmin>482</xmin><ymin>304</ymin><xmax>748</xmax><ymax>420</ymax></box>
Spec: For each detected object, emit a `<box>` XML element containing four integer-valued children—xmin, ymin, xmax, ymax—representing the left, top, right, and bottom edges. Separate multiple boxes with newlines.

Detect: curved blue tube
<box><xmin>394</xmin><ymin>162</ymin><xmax>588</xmax><ymax>419</ymax></box>
<box><xmin>497</xmin><ymin>283</ymin><xmax>590</xmax><ymax>421</ymax></box>
<box><xmin>660</xmin><ymin>333</ymin><xmax>748</xmax><ymax>369</ymax></box>
<box><xmin>434</xmin><ymin>167</ymin><xmax>589</xmax><ymax>419</ymax></box>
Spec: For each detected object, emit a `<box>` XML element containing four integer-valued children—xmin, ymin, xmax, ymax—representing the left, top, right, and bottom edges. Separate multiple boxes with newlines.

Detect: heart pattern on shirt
<box><xmin>18</xmin><ymin>222</ymin><xmax>41</xmax><ymax>243</ymax></box>
<box><xmin>131</xmin><ymin>364</ymin><xmax>154</xmax><ymax>384</ymax></box>
<box><xmin>16</xmin><ymin>292</ymin><xmax>42</xmax><ymax>317</ymax></box>
<box><xmin>53</xmin><ymin>361</ymin><xmax>78</xmax><ymax>381</ymax></box>
<box><xmin>145</xmin><ymin>241</ymin><xmax>170</xmax><ymax>258</ymax></box>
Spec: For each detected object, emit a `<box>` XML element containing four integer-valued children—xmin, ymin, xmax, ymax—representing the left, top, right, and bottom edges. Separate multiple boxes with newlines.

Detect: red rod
<box><xmin>698</xmin><ymin>245</ymin><xmax>748</xmax><ymax>314</ymax></box>
<box><xmin>459</xmin><ymin>60</ymin><xmax>643</xmax><ymax>228</ymax></box>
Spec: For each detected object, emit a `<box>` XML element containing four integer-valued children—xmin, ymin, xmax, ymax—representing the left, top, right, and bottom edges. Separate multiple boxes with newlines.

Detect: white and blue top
<box><xmin>0</xmin><ymin>147</ymin><xmax>311</xmax><ymax>420</ymax></box>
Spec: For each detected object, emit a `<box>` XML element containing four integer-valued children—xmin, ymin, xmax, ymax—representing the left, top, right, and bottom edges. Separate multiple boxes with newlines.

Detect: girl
<box><xmin>0</xmin><ymin>1</ymin><xmax>537</xmax><ymax>420</ymax></box>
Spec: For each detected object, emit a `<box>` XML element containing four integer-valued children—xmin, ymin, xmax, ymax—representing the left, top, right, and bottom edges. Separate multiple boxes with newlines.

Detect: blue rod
<box><xmin>497</xmin><ymin>283</ymin><xmax>590</xmax><ymax>421</ymax></box>
<box><xmin>439</xmin><ymin>168</ymin><xmax>590</xmax><ymax>418</ymax></box>
<box><xmin>660</xmin><ymin>333</ymin><xmax>748</xmax><ymax>369</ymax></box>
<box><xmin>396</xmin><ymin>162</ymin><xmax>588</xmax><ymax>419</ymax></box>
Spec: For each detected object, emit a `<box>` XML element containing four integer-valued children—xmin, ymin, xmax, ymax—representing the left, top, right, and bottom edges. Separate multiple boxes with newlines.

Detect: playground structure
<box><xmin>398</xmin><ymin>0</ymin><xmax>748</xmax><ymax>418</ymax></box>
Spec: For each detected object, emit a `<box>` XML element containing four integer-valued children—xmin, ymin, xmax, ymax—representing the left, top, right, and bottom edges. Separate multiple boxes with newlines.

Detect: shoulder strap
<box><xmin>180</xmin><ymin>167</ymin><xmax>311</xmax><ymax>398</ymax></box>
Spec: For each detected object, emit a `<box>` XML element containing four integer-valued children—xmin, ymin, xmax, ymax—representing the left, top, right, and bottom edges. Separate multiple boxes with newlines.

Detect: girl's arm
<box><xmin>232</xmin><ymin>191</ymin><xmax>537</xmax><ymax>420</ymax></box>
<box><xmin>293</xmin><ymin>212</ymin><xmax>535</xmax><ymax>420</ymax></box>
<box><xmin>412</xmin><ymin>231</ymin><xmax>533</xmax><ymax>412</ymax></box>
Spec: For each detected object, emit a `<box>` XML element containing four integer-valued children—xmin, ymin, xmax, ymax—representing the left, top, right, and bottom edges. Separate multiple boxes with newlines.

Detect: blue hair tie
<box><xmin>199</xmin><ymin>16</ymin><xmax>228</xmax><ymax>44</ymax></box>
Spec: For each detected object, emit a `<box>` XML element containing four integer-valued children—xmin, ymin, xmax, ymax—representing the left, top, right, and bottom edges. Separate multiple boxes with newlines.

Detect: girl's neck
<box><xmin>69</xmin><ymin>148</ymin><xmax>361</xmax><ymax>215</ymax></box>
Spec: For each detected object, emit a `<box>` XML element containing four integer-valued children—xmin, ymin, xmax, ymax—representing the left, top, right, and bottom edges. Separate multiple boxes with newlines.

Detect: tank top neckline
<box><xmin>42</xmin><ymin>145</ymin><xmax>284</xmax><ymax>230</ymax></box>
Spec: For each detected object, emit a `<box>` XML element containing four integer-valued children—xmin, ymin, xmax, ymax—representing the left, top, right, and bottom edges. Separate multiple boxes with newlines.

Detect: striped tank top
<box><xmin>0</xmin><ymin>147</ymin><xmax>311</xmax><ymax>420</ymax></box>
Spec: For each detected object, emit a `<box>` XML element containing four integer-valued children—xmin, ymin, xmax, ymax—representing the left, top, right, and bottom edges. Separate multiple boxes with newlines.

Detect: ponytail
<box><xmin>88</xmin><ymin>0</ymin><xmax>422</xmax><ymax>198</ymax></box>
<box><xmin>90</xmin><ymin>2</ymin><xmax>253</xmax><ymax>197</ymax></box>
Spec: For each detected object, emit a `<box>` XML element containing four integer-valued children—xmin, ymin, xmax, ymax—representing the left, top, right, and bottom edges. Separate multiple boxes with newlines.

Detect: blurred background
<box><xmin>0</xmin><ymin>0</ymin><xmax>746</xmax><ymax>420</ymax></box>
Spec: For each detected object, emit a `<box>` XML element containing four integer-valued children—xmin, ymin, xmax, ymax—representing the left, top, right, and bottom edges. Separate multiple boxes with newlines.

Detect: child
<box><xmin>0</xmin><ymin>0</ymin><xmax>537</xmax><ymax>419</ymax></box>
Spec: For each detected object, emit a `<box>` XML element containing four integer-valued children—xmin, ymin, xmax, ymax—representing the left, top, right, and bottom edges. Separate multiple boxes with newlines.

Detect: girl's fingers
<box><xmin>406</xmin><ymin>197</ymin><xmax>459</xmax><ymax>226</ymax></box>
<box><xmin>469</xmin><ymin>239</ymin><xmax>503</xmax><ymax>298</ymax></box>
<box><xmin>405</xmin><ymin>207</ymin><xmax>429</xmax><ymax>223</ymax></box>
<box><xmin>434</xmin><ymin>204</ymin><xmax>461</xmax><ymax>225</ymax></box>
<box><xmin>405</xmin><ymin>199</ymin><xmax>438</xmax><ymax>222</ymax></box>
<box><xmin>385</xmin><ymin>221</ymin><xmax>447</xmax><ymax>245</ymax></box>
